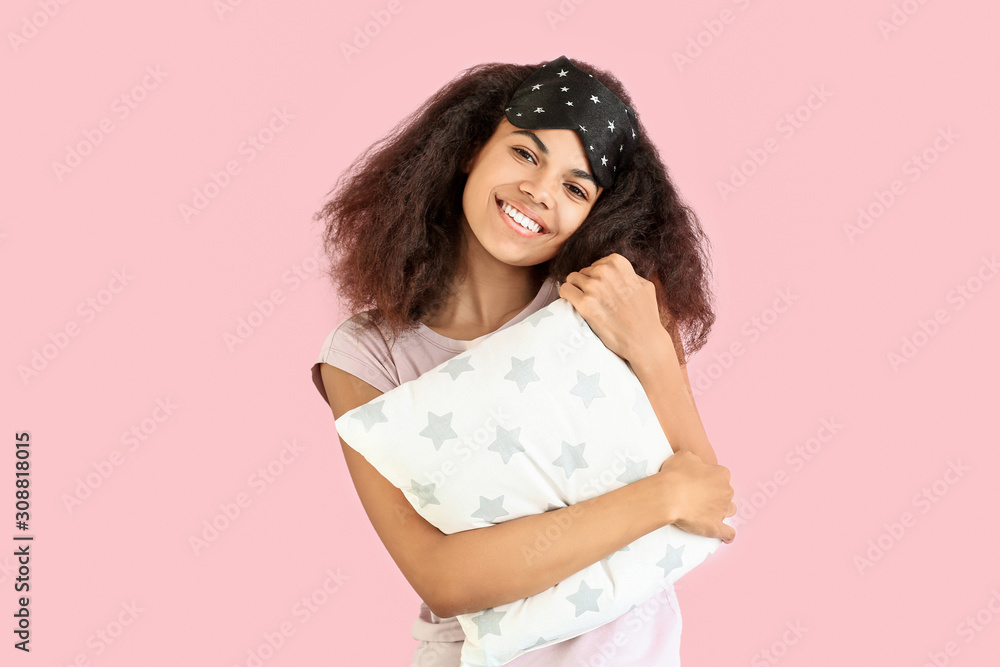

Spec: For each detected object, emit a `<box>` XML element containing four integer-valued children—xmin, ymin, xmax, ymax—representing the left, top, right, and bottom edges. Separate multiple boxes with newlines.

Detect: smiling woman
<box><xmin>311</xmin><ymin>54</ymin><xmax>735</xmax><ymax>666</ymax></box>
<box><xmin>459</xmin><ymin>119</ymin><xmax>602</xmax><ymax>266</ymax></box>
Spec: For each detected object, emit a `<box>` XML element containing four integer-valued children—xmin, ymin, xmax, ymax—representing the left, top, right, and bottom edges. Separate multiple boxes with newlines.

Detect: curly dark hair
<box><xmin>314</xmin><ymin>56</ymin><xmax>715</xmax><ymax>363</ymax></box>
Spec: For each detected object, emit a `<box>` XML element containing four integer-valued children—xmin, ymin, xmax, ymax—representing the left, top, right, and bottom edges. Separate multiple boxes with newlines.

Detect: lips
<box><xmin>495</xmin><ymin>196</ymin><xmax>547</xmax><ymax>233</ymax></box>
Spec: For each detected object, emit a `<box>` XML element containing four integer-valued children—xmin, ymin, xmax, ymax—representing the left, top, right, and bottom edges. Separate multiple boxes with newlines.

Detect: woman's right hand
<box><xmin>657</xmin><ymin>450</ymin><xmax>737</xmax><ymax>544</ymax></box>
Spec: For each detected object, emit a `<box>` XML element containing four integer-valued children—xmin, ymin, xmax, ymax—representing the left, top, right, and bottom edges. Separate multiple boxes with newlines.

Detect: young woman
<box><xmin>310</xmin><ymin>55</ymin><xmax>736</xmax><ymax>666</ymax></box>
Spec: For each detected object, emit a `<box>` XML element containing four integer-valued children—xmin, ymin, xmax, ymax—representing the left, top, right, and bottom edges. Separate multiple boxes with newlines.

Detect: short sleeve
<box><xmin>311</xmin><ymin>312</ymin><xmax>399</xmax><ymax>403</ymax></box>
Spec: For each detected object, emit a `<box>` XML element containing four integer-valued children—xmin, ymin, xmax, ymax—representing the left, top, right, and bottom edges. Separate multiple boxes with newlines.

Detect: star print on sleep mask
<box><xmin>504</xmin><ymin>55</ymin><xmax>638</xmax><ymax>189</ymax></box>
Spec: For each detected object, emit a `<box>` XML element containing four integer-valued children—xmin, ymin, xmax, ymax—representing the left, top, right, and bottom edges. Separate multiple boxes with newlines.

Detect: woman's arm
<box><xmin>322</xmin><ymin>363</ymin><xmax>679</xmax><ymax>619</ymax></box>
<box><xmin>629</xmin><ymin>326</ymin><xmax>719</xmax><ymax>466</ymax></box>
<box><xmin>559</xmin><ymin>257</ymin><xmax>718</xmax><ymax>465</ymax></box>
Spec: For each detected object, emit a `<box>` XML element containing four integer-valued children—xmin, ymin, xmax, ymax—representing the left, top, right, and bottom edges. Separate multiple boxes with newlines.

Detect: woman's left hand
<box><xmin>558</xmin><ymin>253</ymin><xmax>664</xmax><ymax>363</ymax></box>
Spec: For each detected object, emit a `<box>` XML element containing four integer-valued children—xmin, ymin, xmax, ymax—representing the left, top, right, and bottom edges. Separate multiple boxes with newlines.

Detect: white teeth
<box><xmin>501</xmin><ymin>201</ymin><xmax>542</xmax><ymax>233</ymax></box>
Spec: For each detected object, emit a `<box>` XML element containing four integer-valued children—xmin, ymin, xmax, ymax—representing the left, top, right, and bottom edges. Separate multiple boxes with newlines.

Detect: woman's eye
<box><xmin>512</xmin><ymin>147</ymin><xmax>587</xmax><ymax>200</ymax></box>
<box><xmin>513</xmin><ymin>147</ymin><xmax>536</xmax><ymax>163</ymax></box>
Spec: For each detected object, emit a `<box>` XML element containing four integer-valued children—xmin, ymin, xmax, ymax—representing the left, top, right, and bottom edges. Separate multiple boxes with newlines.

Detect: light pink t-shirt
<box><xmin>311</xmin><ymin>277</ymin><xmax>683</xmax><ymax>666</ymax></box>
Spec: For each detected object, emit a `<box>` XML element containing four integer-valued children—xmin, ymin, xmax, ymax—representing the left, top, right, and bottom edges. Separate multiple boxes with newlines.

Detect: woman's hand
<box><xmin>558</xmin><ymin>253</ymin><xmax>664</xmax><ymax>364</ymax></box>
<box><xmin>657</xmin><ymin>450</ymin><xmax>737</xmax><ymax>544</ymax></box>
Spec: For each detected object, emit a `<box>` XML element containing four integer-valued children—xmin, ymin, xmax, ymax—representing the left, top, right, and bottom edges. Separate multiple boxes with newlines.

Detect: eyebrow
<box><xmin>510</xmin><ymin>129</ymin><xmax>598</xmax><ymax>190</ymax></box>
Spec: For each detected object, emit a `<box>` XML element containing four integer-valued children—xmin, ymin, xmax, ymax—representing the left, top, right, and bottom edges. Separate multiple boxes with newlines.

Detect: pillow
<box><xmin>334</xmin><ymin>296</ymin><xmax>727</xmax><ymax>667</ymax></box>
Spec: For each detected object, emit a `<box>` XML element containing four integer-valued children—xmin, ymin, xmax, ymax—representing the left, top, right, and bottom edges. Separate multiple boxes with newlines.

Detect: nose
<box><xmin>519</xmin><ymin>173</ymin><xmax>555</xmax><ymax>209</ymax></box>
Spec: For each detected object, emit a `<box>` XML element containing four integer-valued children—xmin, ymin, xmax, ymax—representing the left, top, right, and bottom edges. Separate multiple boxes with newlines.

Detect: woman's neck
<box><xmin>420</xmin><ymin>224</ymin><xmax>548</xmax><ymax>340</ymax></box>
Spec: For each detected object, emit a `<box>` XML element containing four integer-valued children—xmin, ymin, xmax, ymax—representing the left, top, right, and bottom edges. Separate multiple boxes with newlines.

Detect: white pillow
<box><xmin>335</xmin><ymin>297</ymin><xmax>726</xmax><ymax>667</ymax></box>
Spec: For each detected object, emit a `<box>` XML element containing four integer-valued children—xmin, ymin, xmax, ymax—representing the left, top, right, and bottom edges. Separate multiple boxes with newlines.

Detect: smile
<box><xmin>495</xmin><ymin>197</ymin><xmax>546</xmax><ymax>236</ymax></box>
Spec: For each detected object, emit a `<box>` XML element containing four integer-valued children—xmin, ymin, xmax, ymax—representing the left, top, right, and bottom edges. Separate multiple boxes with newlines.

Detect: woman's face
<box><xmin>460</xmin><ymin>117</ymin><xmax>603</xmax><ymax>267</ymax></box>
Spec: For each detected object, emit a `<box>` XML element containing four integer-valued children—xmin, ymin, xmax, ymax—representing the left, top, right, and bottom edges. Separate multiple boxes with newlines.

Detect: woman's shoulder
<box><xmin>313</xmin><ymin>309</ymin><xmax>401</xmax><ymax>397</ymax></box>
<box><xmin>539</xmin><ymin>275</ymin><xmax>561</xmax><ymax>307</ymax></box>
<box><xmin>332</xmin><ymin>308</ymin><xmax>386</xmax><ymax>347</ymax></box>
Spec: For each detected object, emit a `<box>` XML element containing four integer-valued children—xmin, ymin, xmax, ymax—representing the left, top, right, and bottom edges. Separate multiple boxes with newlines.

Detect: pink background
<box><xmin>4</xmin><ymin>1</ymin><xmax>998</xmax><ymax>665</ymax></box>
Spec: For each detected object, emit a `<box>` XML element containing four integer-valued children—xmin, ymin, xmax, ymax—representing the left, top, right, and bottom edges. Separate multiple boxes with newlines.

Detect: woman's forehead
<box><xmin>496</xmin><ymin>118</ymin><xmax>589</xmax><ymax>160</ymax></box>
<box><xmin>498</xmin><ymin>117</ymin><xmax>575</xmax><ymax>139</ymax></box>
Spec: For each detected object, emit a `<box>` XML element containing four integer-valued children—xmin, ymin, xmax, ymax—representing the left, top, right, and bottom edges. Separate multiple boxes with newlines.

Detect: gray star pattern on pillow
<box><xmin>505</xmin><ymin>356</ymin><xmax>541</xmax><ymax>393</ymax></box>
<box><xmin>570</xmin><ymin>370</ymin><xmax>605</xmax><ymax>407</ymax></box>
<box><xmin>489</xmin><ymin>425</ymin><xmax>526</xmax><ymax>464</ymax></box>
<box><xmin>439</xmin><ymin>356</ymin><xmax>475</xmax><ymax>380</ymax></box>
<box><xmin>566</xmin><ymin>580</ymin><xmax>603</xmax><ymax>617</ymax></box>
<box><xmin>406</xmin><ymin>479</ymin><xmax>440</xmax><ymax>508</ymax></box>
<box><xmin>656</xmin><ymin>544</ymin><xmax>686</xmax><ymax>577</ymax></box>
<box><xmin>419</xmin><ymin>411</ymin><xmax>457</xmax><ymax>451</ymax></box>
<box><xmin>350</xmin><ymin>400</ymin><xmax>388</xmax><ymax>432</ymax></box>
<box><xmin>472</xmin><ymin>495</ymin><xmax>510</xmax><ymax>522</ymax></box>
<box><xmin>527</xmin><ymin>636</ymin><xmax>550</xmax><ymax>649</ymax></box>
<box><xmin>527</xmin><ymin>309</ymin><xmax>554</xmax><ymax>327</ymax></box>
<box><xmin>603</xmin><ymin>544</ymin><xmax>632</xmax><ymax>562</ymax></box>
<box><xmin>471</xmin><ymin>607</ymin><xmax>506</xmax><ymax>639</ymax></box>
<box><xmin>632</xmin><ymin>387</ymin><xmax>654</xmax><ymax>426</ymax></box>
<box><xmin>616</xmin><ymin>457</ymin><xmax>649</xmax><ymax>484</ymax></box>
<box><xmin>552</xmin><ymin>440</ymin><xmax>589</xmax><ymax>478</ymax></box>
